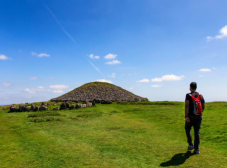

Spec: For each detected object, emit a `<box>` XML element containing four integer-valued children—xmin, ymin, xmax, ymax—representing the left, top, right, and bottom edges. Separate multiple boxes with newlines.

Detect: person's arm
<box><xmin>185</xmin><ymin>100</ymin><xmax>190</xmax><ymax>122</ymax></box>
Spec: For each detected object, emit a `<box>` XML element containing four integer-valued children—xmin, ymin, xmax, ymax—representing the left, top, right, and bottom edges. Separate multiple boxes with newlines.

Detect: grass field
<box><xmin>0</xmin><ymin>102</ymin><xmax>226</xmax><ymax>168</ymax></box>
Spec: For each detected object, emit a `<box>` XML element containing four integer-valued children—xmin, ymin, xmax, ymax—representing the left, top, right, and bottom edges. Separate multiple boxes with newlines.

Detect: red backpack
<box><xmin>189</xmin><ymin>94</ymin><xmax>203</xmax><ymax>115</ymax></box>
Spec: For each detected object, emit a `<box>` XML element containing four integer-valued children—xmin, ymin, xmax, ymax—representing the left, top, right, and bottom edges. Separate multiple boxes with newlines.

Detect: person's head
<box><xmin>190</xmin><ymin>82</ymin><xmax>197</xmax><ymax>92</ymax></box>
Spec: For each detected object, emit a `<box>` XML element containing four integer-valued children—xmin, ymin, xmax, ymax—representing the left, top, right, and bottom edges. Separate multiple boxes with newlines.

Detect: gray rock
<box><xmin>9</xmin><ymin>106</ymin><xmax>16</xmax><ymax>112</ymax></box>
<box><xmin>66</xmin><ymin>102</ymin><xmax>70</xmax><ymax>109</ymax></box>
<box><xmin>81</xmin><ymin>104</ymin><xmax>86</xmax><ymax>108</ymax></box>
<box><xmin>86</xmin><ymin>102</ymin><xmax>92</xmax><ymax>107</ymax></box>
<box><xmin>39</xmin><ymin>106</ymin><xmax>47</xmax><ymax>111</ymax></box>
<box><xmin>34</xmin><ymin>107</ymin><xmax>39</xmax><ymax>111</ymax></box>
<box><xmin>24</xmin><ymin>106</ymin><xmax>31</xmax><ymax>112</ymax></box>
<box><xmin>31</xmin><ymin>104</ymin><xmax>35</xmax><ymax>111</ymax></box>
<box><xmin>19</xmin><ymin>104</ymin><xmax>25</xmax><ymax>112</ymax></box>
<box><xmin>76</xmin><ymin>103</ymin><xmax>81</xmax><ymax>109</ymax></box>
<box><xmin>60</xmin><ymin>102</ymin><xmax>66</xmax><ymax>110</ymax></box>
<box><xmin>70</xmin><ymin>104</ymin><xmax>75</xmax><ymax>110</ymax></box>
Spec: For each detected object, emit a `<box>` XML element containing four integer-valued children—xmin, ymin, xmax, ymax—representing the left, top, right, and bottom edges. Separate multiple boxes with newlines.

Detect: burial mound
<box><xmin>51</xmin><ymin>82</ymin><xmax>148</xmax><ymax>102</ymax></box>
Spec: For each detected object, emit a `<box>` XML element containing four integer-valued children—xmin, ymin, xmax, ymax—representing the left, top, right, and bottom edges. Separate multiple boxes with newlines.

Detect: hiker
<box><xmin>185</xmin><ymin>82</ymin><xmax>205</xmax><ymax>154</ymax></box>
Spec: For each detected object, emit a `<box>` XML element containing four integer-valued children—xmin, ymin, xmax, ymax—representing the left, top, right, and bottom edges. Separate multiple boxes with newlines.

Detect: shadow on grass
<box><xmin>160</xmin><ymin>151</ymin><xmax>194</xmax><ymax>167</ymax></box>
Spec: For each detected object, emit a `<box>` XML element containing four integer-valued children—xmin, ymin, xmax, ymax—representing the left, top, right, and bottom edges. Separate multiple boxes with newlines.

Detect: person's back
<box><xmin>185</xmin><ymin>82</ymin><xmax>205</xmax><ymax>154</ymax></box>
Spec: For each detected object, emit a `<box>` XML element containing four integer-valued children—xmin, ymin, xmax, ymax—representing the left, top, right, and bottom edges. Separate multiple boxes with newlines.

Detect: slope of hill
<box><xmin>51</xmin><ymin>82</ymin><xmax>148</xmax><ymax>102</ymax></box>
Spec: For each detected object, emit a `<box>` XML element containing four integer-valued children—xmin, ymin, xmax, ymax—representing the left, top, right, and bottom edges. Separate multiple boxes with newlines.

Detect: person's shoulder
<box><xmin>185</xmin><ymin>93</ymin><xmax>191</xmax><ymax>100</ymax></box>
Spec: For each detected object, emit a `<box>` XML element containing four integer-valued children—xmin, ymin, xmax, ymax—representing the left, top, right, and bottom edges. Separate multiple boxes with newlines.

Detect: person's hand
<box><xmin>185</xmin><ymin>117</ymin><xmax>190</xmax><ymax>122</ymax></box>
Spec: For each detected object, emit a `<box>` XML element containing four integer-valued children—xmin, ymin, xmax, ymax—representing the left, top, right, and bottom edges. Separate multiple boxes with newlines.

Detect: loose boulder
<box><xmin>86</xmin><ymin>102</ymin><xmax>92</xmax><ymax>107</ymax></box>
<box><xmin>70</xmin><ymin>104</ymin><xmax>75</xmax><ymax>110</ymax></box>
<box><xmin>60</xmin><ymin>102</ymin><xmax>66</xmax><ymax>110</ymax></box>
<box><xmin>39</xmin><ymin>106</ymin><xmax>47</xmax><ymax>111</ymax></box>
<box><xmin>92</xmin><ymin>100</ymin><xmax>96</xmax><ymax>106</ymax></box>
<box><xmin>19</xmin><ymin>104</ymin><xmax>25</xmax><ymax>112</ymax></box>
<box><xmin>66</xmin><ymin>102</ymin><xmax>70</xmax><ymax>109</ymax></box>
<box><xmin>31</xmin><ymin>104</ymin><xmax>35</xmax><ymax>111</ymax></box>
<box><xmin>34</xmin><ymin>107</ymin><xmax>39</xmax><ymax>112</ymax></box>
<box><xmin>81</xmin><ymin>104</ymin><xmax>86</xmax><ymax>108</ymax></box>
<box><xmin>9</xmin><ymin>106</ymin><xmax>16</xmax><ymax>112</ymax></box>
<box><xmin>76</xmin><ymin>103</ymin><xmax>81</xmax><ymax>109</ymax></box>
<box><xmin>24</xmin><ymin>106</ymin><xmax>31</xmax><ymax>112</ymax></box>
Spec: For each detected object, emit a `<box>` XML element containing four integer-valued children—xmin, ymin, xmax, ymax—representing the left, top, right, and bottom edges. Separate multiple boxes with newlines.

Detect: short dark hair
<box><xmin>190</xmin><ymin>82</ymin><xmax>197</xmax><ymax>90</ymax></box>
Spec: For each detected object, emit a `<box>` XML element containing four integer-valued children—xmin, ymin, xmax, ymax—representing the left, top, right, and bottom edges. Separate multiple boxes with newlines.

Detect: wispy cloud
<box><xmin>207</xmin><ymin>25</ymin><xmax>227</xmax><ymax>41</ymax></box>
<box><xmin>49</xmin><ymin>85</ymin><xmax>69</xmax><ymax>90</ymax></box>
<box><xmin>137</xmin><ymin>79</ymin><xmax>150</xmax><ymax>83</ymax></box>
<box><xmin>106</xmin><ymin>60</ymin><xmax>121</xmax><ymax>65</ymax></box>
<box><xmin>23</xmin><ymin>86</ymin><xmax>49</xmax><ymax>94</ymax></box>
<box><xmin>151</xmin><ymin>85</ymin><xmax>161</xmax><ymax>88</ymax></box>
<box><xmin>152</xmin><ymin>74</ymin><xmax>184</xmax><ymax>82</ymax></box>
<box><xmin>104</xmin><ymin>53</ymin><xmax>117</xmax><ymax>59</ymax></box>
<box><xmin>89</xmin><ymin>54</ymin><xmax>100</xmax><ymax>59</ymax></box>
<box><xmin>30</xmin><ymin>77</ymin><xmax>38</xmax><ymax>80</ymax></box>
<box><xmin>31</xmin><ymin>52</ymin><xmax>50</xmax><ymax>57</ymax></box>
<box><xmin>45</xmin><ymin>5</ymin><xmax>104</xmax><ymax>77</ymax></box>
<box><xmin>87</xmin><ymin>59</ymin><xmax>105</xmax><ymax>77</ymax></box>
<box><xmin>0</xmin><ymin>54</ymin><xmax>12</xmax><ymax>60</ymax></box>
<box><xmin>53</xmin><ymin>90</ymin><xmax>64</xmax><ymax>93</ymax></box>
<box><xmin>38</xmin><ymin>53</ymin><xmax>50</xmax><ymax>57</ymax></box>
<box><xmin>94</xmin><ymin>79</ymin><xmax>113</xmax><ymax>84</ymax></box>
<box><xmin>199</xmin><ymin>68</ymin><xmax>212</xmax><ymax>72</ymax></box>
<box><xmin>108</xmin><ymin>73</ymin><xmax>116</xmax><ymax>78</ymax></box>
<box><xmin>2</xmin><ymin>82</ymin><xmax>12</xmax><ymax>86</ymax></box>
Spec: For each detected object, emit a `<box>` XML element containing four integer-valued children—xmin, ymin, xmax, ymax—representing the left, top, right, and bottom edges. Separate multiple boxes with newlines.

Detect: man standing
<box><xmin>185</xmin><ymin>82</ymin><xmax>205</xmax><ymax>154</ymax></box>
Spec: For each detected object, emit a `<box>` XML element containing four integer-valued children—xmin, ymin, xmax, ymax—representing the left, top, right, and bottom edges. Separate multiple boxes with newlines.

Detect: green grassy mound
<box><xmin>0</xmin><ymin>102</ymin><xmax>226</xmax><ymax>167</ymax></box>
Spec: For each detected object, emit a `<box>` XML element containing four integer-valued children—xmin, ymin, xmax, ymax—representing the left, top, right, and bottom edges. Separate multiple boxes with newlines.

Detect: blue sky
<box><xmin>1</xmin><ymin>0</ymin><xmax>227</xmax><ymax>104</ymax></box>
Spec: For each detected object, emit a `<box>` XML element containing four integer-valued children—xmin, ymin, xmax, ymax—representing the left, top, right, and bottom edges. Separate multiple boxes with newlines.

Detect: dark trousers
<box><xmin>185</xmin><ymin>115</ymin><xmax>202</xmax><ymax>150</ymax></box>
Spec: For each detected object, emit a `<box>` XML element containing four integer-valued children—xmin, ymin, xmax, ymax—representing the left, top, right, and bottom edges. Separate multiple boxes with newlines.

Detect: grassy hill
<box><xmin>0</xmin><ymin>102</ymin><xmax>226</xmax><ymax>167</ymax></box>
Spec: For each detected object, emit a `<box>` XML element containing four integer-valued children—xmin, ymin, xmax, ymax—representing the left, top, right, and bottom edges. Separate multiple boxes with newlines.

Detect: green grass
<box><xmin>0</xmin><ymin>102</ymin><xmax>226</xmax><ymax>167</ymax></box>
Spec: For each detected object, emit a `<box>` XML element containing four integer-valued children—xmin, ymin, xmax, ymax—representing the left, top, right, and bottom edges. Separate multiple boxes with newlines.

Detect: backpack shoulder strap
<box><xmin>188</xmin><ymin>94</ymin><xmax>196</xmax><ymax>101</ymax></box>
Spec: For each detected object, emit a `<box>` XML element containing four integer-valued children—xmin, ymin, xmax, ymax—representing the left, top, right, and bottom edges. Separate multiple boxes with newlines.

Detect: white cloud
<box><xmin>151</xmin><ymin>85</ymin><xmax>161</xmax><ymax>88</ymax></box>
<box><xmin>30</xmin><ymin>77</ymin><xmax>37</xmax><ymax>80</ymax></box>
<box><xmin>152</xmin><ymin>74</ymin><xmax>185</xmax><ymax>82</ymax></box>
<box><xmin>207</xmin><ymin>25</ymin><xmax>227</xmax><ymax>41</ymax></box>
<box><xmin>31</xmin><ymin>52</ymin><xmax>37</xmax><ymax>56</ymax></box>
<box><xmin>23</xmin><ymin>86</ymin><xmax>49</xmax><ymax>94</ymax></box>
<box><xmin>89</xmin><ymin>54</ymin><xmax>100</xmax><ymax>59</ymax></box>
<box><xmin>108</xmin><ymin>73</ymin><xmax>116</xmax><ymax>78</ymax></box>
<box><xmin>49</xmin><ymin>85</ymin><xmax>69</xmax><ymax>89</ymax></box>
<box><xmin>151</xmin><ymin>78</ymin><xmax>163</xmax><ymax>82</ymax></box>
<box><xmin>38</xmin><ymin>53</ymin><xmax>50</xmax><ymax>57</ymax></box>
<box><xmin>129</xmin><ymin>87</ymin><xmax>134</xmax><ymax>90</ymax></box>
<box><xmin>2</xmin><ymin>82</ymin><xmax>11</xmax><ymax>86</ymax></box>
<box><xmin>94</xmin><ymin>79</ymin><xmax>113</xmax><ymax>84</ymax></box>
<box><xmin>104</xmin><ymin>53</ymin><xmax>117</xmax><ymax>59</ymax></box>
<box><xmin>199</xmin><ymin>68</ymin><xmax>212</xmax><ymax>72</ymax></box>
<box><xmin>137</xmin><ymin>79</ymin><xmax>150</xmax><ymax>83</ymax></box>
<box><xmin>0</xmin><ymin>54</ymin><xmax>11</xmax><ymax>60</ymax></box>
<box><xmin>53</xmin><ymin>90</ymin><xmax>64</xmax><ymax>93</ymax></box>
<box><xmin>106</xmin><ymin>60</ymin><xmax>121</xmax><ymax>65</ymax></box>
